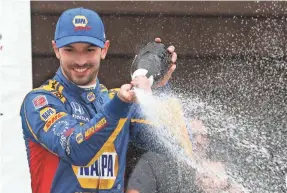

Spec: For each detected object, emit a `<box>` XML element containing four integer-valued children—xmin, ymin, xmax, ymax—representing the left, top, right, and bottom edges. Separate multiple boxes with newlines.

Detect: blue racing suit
<box><xmin>20</xmin><ymin>67</ymin><xmax>192</xmax><ymax>193</ymax></box>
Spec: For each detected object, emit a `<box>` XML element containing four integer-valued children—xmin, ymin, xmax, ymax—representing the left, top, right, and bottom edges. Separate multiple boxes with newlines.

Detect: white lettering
<box><xmin>72</xmin><ymin>114</ymin><xmax>89</xmax><ymax>122</ymax></box>
<box><xmin>77</xmin><ymin>153</ymin><xmax>117</xmax><ymax>179</ymax></box>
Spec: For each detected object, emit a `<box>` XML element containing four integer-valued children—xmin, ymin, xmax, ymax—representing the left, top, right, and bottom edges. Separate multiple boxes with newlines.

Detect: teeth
<box><xmin>74</xmin><ymin>68</ymin><xmax>87</xmax><ymax>73</ymax></box>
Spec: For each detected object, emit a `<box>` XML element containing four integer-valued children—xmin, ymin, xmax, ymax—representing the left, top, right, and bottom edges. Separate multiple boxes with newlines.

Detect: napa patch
<box><xmin>40</xmin><ymin>107</ymin><xmax>56</xmax><ymax>121</ymax></box>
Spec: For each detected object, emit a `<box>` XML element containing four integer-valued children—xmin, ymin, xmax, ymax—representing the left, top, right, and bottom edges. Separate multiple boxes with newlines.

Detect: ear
<box><xmin>52</xmin><ymin>40</ymin><xmax>60</xmax><ymax>59</ymax></box>
<box><xmin>100</xmin><ymin>40</ymin><xmax>110</xmax><ymax>60</ymax></box>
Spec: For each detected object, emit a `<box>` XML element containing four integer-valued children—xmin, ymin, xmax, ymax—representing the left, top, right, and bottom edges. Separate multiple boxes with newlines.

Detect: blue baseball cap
<box><xmin>54</xmin><ymin>7</ymin><xmax>106</xmax><ymax>48</ymax></box>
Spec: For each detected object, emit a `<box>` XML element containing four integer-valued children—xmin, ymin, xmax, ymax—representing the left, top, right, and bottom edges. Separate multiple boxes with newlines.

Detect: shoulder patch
<box><xmin>100</xmin><ymin>84</ymin><xmax>108</xmax><ymax>93</ymax></box>
<box><xmin>51</xmin><ymin>90</ymin><xmax>66</xmax><ymax>103</ymax></box>
<box><xmin>41</xmin><ymin>80</ymin><xmax>59</xmax><ymax>91</ymax></box>
<box><xmin>108</xmin><ymin>88</ymin><xmax>120</xmax><ymax>99</ymax></box>
<box><xmin>34</xmin><ymin>79</ymin><xmax>66</xmax><ymax>103</ymax></box>
<box><xmin>40</xmin><ymin>107</ymin><xmax>56</xmax><ymax>121</ymax></box>
<box><xmin>32</xmin><ymin>95</ymin><xmax>48</xmax><ymax>109</ymax></box>
<box><xmin>43</xmin><ymin>112</ymin><xmax>67</xmax><ymax>132</ymax></box>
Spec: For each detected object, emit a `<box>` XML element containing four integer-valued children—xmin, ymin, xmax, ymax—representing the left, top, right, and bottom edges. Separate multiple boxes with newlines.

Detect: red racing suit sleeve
<box><xmin>20</xmin><ymin>89</ymin><xmax>132</xmax><ymax>167</ymax></box>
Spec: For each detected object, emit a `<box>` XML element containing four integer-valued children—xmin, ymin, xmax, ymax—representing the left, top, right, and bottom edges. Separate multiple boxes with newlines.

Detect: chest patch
<box><xmin>70</xmin><ymin>102</ymin><xmax>90</xmax><ymax>122</ymax></box>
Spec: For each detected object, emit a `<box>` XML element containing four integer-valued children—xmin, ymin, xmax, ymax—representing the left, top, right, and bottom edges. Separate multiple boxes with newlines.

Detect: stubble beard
<box><xmin>60</xmin><ymin>61</ymin><xmax>99</xmax><ymax>86</ymax></box>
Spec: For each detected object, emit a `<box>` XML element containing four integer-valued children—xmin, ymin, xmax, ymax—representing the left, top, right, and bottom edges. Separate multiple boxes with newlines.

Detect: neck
<box><xmin>77</xmin><ymin>74</ymin><xmax>98</xmax><ymax>90</ymax></box>
<box><xmin>78</xmin><ymin>81</ymin><xmax>97</xmax><ymax>90</ymax></box>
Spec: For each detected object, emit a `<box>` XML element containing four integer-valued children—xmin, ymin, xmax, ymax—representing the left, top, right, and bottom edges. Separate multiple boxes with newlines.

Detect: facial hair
<box><xmin>60</xmin><ymin>59</ymin><xmax>99</xmax><ymax>86</ymax></box>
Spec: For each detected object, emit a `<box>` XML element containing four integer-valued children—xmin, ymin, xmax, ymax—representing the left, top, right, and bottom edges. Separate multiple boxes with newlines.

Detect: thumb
<box><xmin>121</xmin><ymin>84</ymin><xmax>132</xmax><ymax>91</ymax></box>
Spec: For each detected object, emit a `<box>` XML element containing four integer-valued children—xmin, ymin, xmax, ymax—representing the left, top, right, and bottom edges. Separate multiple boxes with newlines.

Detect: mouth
<box><xmin>73</xmin><ymin>67</ymin><xmax>88</xmax><ymax>73</ymax></box>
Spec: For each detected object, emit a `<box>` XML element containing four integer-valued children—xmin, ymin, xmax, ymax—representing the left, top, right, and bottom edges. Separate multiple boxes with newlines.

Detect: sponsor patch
<box><xmin>72</xmin><ymin>145</ymin><xmax>118</xmax><ymax>189</ymax></box>
<box><xmin>62</xmin><ymin>129</ymin><xmax>74</xmax><ymax>155</ymax></box>
<box><xmin>70</xmin><ymin>102</ymin><xmax>90</xmax><ymax>122</ymax></box>
<box><xmin>50</xmin><ymin>120</ymin><xmax>72</xmax><ymax>155</ymax></box>
<box><xmin>77</xmin><ymin>153</ymin><xmax>117</xmax><ymax>178</ymax></box>
<box><xmin>87</xmin><ymin>92</ymin><xmax>96</xmax><ymax>102</ymax></box>
<box><xmin>76</xmin><ymin>133</ymin><xmax>83</xmax><ymax>144</ymax></box>
<box><xmin>32</xmin><ymin>95</ymin><xmax>48</xmax><ymax>109</ymax></box>
<box><xmin>73</xmin><ymin>15</ymin><xmax>91</xmax><ymax>31</ymax></box>
<box><xmin>64</xmin><ymin>128</ymin><xmax>75</xmax><ymax>137</ymax></box>
<box><xmin>43</xmin><ymin>112</ymin><xmax>67</xmax><ymax>132</ymax></box>
<box><xmin>71</xmin><ymin>102</ymin><xmax>85</xmax><ymax>115</ymax></box>
<box><xmin>72</xmin><ymin>150</ymin><xmax>118</xmax><ymax>188</ymax></box>
<box><xmin>52</xmin><ymin>91</ymin><xmax>64</xmax><ymax>100</ymax></box>
<box><xmin>100</xmin><ymin>84</ymin><xmax>108</xmax><ymax>93</ymax></box>
<box><xmin>72</xmin><ymin>114</ymin><xmax>90</xmax><ymax>122</ymax></box>
<box><xmin>85</xmin><ymin>118</ymin><xmax>107</xmax><ymax>139</ymax></box>
<box><xmin>52</xmin><ymin>121</ymin><xmax>69</xmax><ymax>137</ymax></box>
<box><xmin>40</xmin><ymin>107</ymin><xmax>56</xmax><ymax>121</ymax></box>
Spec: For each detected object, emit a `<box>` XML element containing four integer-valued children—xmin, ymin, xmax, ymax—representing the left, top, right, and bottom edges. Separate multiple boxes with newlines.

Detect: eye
<box><xmin>87</xmin><ymin>48</ymin><xmax>96</xmax><ymax>52</ymax></box>
<box><xmin>64</xmin><ymin>48</ymin><xmax>72</xmax><ymax>52</ymax></box>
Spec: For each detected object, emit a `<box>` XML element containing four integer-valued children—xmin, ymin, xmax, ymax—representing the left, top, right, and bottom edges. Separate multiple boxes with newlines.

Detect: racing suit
<box><xmin>20</xmin><ymin>67</ymin><xmax>191</xmax><ymax>193</ymax></box>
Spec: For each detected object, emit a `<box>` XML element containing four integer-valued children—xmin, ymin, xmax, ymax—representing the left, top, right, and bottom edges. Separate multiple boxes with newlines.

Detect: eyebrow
<box><xmin>64</xmin><ymin>44</ymin><xmax>96</xmax><ymax>48</ymax></box>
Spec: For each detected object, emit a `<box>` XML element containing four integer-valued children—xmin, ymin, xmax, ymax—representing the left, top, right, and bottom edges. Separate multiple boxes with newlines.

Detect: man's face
<box><xmin>55</xmin><ymin>42</ymin><xmax>104</xmax><ymax>86</ymax></box>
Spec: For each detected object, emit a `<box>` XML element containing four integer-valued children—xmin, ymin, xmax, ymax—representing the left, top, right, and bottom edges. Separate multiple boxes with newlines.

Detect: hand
<box><xmin>117</xmin><ymin>84</ymin><xmax>135</xmax><ymax>103</ymax></box>
<box><xmin>228</xmin><ymin>183</ymin><xmax>246</xmax><ymax>193</ymax></box>
<box><xmin>195</xmin><ymin>161</ymin><xmax>230</xmax><ymax>193</ymax></box>
<box><xmin>191</xmin><ymin>119</ymin><xmax>209</xmax><ymax>157</ymax></box>
<box><xmin>131</xmin><ymin>75</ymin><xmax>152</xmax><ymax>93</ymax></box>
<box><xmin>154</xmin><ymin>37</ymin><xmax>177</xmax><ymax>88</ymax></box>
<box><xmin>117</xmin><ymin>76</ymin><xmax>152</xmax><ymax>103</ymax></box>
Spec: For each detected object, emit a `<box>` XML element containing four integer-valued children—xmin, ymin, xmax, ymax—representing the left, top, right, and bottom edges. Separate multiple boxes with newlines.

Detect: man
<box><xmin>20</xmin><ymin>7</ymin><xmax>177</xmax><ymax>193</ymax></box>
<box><xmin>126</xmin><ymin>120</ymin><xmax>246</xmax><ymax>193</ymax></box>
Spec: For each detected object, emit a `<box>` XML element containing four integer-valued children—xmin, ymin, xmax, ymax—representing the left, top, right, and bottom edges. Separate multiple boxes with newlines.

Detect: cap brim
<box><xmin>56</xmin><ymin>36</ymin><xmax>105</xmax><ymax>48</ymax></box>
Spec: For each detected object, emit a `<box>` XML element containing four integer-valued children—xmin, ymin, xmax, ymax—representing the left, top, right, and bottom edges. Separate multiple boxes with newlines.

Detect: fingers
<box><xmin>171</xmin><ymin>51</ymin><xmax>177</xmax><ymax>63</ymax></box>
<box><xmin>155</xmin><ymin>37</ymin><xmax>161</xmax><ymax>43</ymax></box>
<box><xmin>167</xmin><ymin>45</ymin><xmax>175</xmax><ymax>53</ymax></box>
<box><xmin>126</xmin><ymin>190</ymin><xmax>140</xmax><ymax>193</ymax></box>
<box><xmin>166</xmin><ymin>64</ymin><xmax>176</xmax><ymax>79</ymax></box>
<box><xmin>153</xmin><ymin>37</ymin><xmax>177</xmax><ymax>88</ymax></box>
<box><xmin>154</xmin><ymin>38</ymin><xmax>176</xmax><ymax>62</ymax></box>
<box><xmin>121</xmin><ymin>83</ymin><xmax>132</xmax><ymax>91</ymax></box>
<box><xmin>153</xmin><ymin>61</ymin><xmax>176</xmax><ymax>88</ymax></box>
<box><xmin>157</xmin><ymin>64</ymin><xmax>176</xmax><ymax>86</ymax></box>
<box><xmin>131</xmin><ymin>76</ymin><xmax>152</xmax><ymax>91</ymax></box>
<box><xmin>117</xmin><ymin>84</ymin><xmax>134</xmax><ymax>103</ymax></box>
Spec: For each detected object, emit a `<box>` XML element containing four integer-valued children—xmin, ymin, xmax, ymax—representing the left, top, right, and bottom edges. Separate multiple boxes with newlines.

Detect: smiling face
<box><xmin>52</xmin><ymin>41</ymin><xmax>109</xmax><ymax>86</ymax></box>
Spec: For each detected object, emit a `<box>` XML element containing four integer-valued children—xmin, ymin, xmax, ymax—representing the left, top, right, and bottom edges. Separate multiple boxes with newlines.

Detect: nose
<box><xmin>73</xmin><ymin>53</ymin><xmax>88</xmax><ymax>66</ymax></box>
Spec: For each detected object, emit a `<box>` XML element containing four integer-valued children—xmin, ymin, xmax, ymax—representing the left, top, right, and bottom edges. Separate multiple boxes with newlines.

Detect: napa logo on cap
<box><xmin>73</xmin><ymin>15</ymin><xmax>91</xmax><ymax>31</ymax></box>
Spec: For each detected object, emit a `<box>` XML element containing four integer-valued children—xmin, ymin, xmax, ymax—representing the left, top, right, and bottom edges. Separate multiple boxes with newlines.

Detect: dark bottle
<box><xmin>131</xmin><ymin>41</ymin><xmax>172</xmax><ymax>88</ymax></box>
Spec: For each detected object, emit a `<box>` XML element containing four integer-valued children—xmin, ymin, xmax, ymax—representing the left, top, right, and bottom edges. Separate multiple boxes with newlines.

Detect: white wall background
<box><xmin>0</xmin><ymin>0</ymin><xmax>32</xmax><ymax>192</ymax></box>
